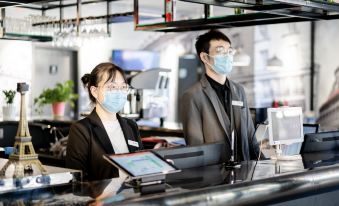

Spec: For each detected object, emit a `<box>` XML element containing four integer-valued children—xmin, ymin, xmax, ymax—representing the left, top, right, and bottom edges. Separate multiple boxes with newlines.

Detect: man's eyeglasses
<box><xmin>99</xmin><ymin>83</ymin><xmax>132</xmax><ymax>93</ymax></box>
<box><xmin>214</xmin><ymin>46</ymin><xmax>236</xmax><ymax>56</ymax></box>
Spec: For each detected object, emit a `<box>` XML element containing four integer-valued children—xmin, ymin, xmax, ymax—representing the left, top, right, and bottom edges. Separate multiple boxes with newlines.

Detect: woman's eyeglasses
<box><xmin>99</xmin><ymin>83</ymin><xmax>132</xmax><ymax>93</ymax></box>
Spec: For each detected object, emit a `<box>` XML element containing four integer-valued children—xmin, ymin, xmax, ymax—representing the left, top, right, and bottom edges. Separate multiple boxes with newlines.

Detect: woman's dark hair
<box><xmin>81</xmin><ymin>62</ymin><xmax>127</xmax><ymax>103</ymax></box>
<box><xmin>195</xmin><ymin>29</ymin><xmax>231</xmax><ymax>58</ymax></box>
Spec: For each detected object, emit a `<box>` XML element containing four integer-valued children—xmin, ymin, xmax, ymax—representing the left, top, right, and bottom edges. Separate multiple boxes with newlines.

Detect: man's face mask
<box><xmin>206</xmin><ymin>53</ymin><xmax>234</xmax><ymax>75</ymax></box>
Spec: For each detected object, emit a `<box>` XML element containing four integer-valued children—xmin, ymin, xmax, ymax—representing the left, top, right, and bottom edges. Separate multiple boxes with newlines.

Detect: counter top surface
<box><xmin>0</xmin><ymin>158</ymin><xmax>78</xmax><ymax>175</ymax></box>
<box><xmin>0</xmin><ymin>158</ymin><xmax>81</xmax><ymax>194</ymax></box>
<box><xmin>0</xmin><ymin>152</ymin><xmax>338</xmax><ymax>205</ymax></box>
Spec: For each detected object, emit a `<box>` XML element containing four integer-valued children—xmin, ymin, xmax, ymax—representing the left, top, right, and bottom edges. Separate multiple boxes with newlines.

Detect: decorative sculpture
<box><xmin>0</xmin><ymin>83</ymin><xmax>47</xmax><ymax>178</ymax></box>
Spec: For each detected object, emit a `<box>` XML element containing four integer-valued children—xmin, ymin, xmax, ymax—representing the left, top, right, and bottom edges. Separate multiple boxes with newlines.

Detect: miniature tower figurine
<box><xmin>0</xmin><ymin>83</ymin><xmax>47</xmax><ymax>178</ymax></box>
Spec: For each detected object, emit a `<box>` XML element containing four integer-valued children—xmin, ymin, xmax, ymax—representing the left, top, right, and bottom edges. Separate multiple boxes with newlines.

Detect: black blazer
<box><xmin>181</xmin><ymin>76</ymin><xmax>260</xmax><ymax>161</ymax></box>
<box><xmin>65</xmin><ymin>109</ymin><xmax>143</xmax><ymax>181</ymax></box>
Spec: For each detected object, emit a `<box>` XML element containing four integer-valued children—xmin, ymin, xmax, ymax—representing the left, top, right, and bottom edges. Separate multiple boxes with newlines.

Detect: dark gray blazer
<box><xmin>181</xmin><ymin>75</ymin><xmax>259</xmax><ymax>161</ymax></box>
<box><xmin>66</xmin><ymin>109</ymin><xmax>143</xmax><ymax>181</ymax></box>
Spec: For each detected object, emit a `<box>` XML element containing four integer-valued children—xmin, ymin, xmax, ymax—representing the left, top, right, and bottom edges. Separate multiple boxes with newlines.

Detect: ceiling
<box><xmin>2</xmin><ymin>0</ymin><xmax>339</xmax><ymax>33</ymax></box>
<box><xmin>0</xmin><ymin>0</ymin><xmax>198</xmax><ymax>16</ymax></box>
<box><xmin>0</xmin><ymin>0</ymin><xmax>45</xmax><ymax>8</ymax></box>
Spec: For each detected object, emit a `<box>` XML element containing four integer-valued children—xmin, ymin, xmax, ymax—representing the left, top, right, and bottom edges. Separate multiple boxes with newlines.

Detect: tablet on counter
<box><xmin>103</xmin><ymin>151</ymin><xmax>181</xmax><ymax>180</ymax></box>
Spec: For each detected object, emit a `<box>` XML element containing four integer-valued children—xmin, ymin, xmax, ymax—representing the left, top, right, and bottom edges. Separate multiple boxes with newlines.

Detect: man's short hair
<box><xmin>195</xmin><ymin>29</ymin><xmax>231</xmax><ymax>58</ymax></box>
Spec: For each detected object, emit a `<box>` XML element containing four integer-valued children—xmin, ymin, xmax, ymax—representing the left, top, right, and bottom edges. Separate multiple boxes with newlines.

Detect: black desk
<box><xmin>1</xmin><ymin>153</ymin><xmax>339</xmax><ymax>205</ymax></box>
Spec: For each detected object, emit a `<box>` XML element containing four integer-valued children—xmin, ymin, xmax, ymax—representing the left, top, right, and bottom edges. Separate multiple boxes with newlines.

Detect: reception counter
<box><xmin>1</xmin><ymin>152</ymin><xmax>339</xmax><ymax>205</ymax></box>
<box><xmin>0</xmin><ymin>158</ymin><xmax>81</xmax><ymax>195</ymax></box>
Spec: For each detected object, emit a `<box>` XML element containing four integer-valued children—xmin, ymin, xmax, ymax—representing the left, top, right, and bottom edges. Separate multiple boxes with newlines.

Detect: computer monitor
<box><xmin>301</xmin><ymin>131</ymin><xmax>339</xmax><ymax>153</ymax></box>
<box><xmin>268</xmin><ymin>107</ymin><xmax>304</xmax><ymax>146</ymax></box>
<box><xmin>152</xmin><ymin>142</ymin><xmax>225</xmax><ymax>169</ymax></box>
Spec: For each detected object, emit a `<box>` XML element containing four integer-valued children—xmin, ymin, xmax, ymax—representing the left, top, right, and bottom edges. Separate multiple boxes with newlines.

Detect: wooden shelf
<box><xmin>0</xmin><ymin>32</ymin><xmax>53</xmax><ymax>42</ymax></box>
<box><xmin>135</xmin><ymin>13</ymin><xmax>312</xmax><ymax>32</ymax></box>
<box><xmin>135</xmin><ymin>0</ymin><xmax>339</xmax><ymax>32</ymax></box>
<box><xmin>0</xmin><ymin>0</ymin><xmax>43</xmax><ymax>8</ymax></box>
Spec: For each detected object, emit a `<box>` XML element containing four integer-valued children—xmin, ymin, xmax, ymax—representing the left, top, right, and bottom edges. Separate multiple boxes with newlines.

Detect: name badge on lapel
<box><xmin>128</xmin><ymin>140</ymin><xmax>139</xmax><ymax>147</ymax></box>
<box><xmin>232</xmin><ymin>100</ymin><xmax>244</xmax><ymax>107</ymax></box>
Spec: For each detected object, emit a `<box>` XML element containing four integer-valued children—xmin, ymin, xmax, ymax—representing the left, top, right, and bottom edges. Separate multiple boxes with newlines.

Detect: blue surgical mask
<box><xmin>100</xmin><ymin>91</ymin><xmax>127</xmax><ymax>113</ymax></box>
<box><xmin>207</xmin><ymin>54</ymin><xmax>233</xmax><ymax>75</ymax></box>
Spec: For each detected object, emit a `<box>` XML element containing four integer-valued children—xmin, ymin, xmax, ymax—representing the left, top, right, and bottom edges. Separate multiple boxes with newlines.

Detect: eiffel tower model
<box><xmin>0</xmin><ymin>83</ymin><xmax>47</xmax><ymax>178</ymax></box>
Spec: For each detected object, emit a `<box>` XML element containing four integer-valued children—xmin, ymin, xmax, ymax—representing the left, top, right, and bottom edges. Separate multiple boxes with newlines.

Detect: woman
<box><xmin>66</xmin><ymin>62</ymin><xmax>143</xmax><ymax>181</ymax></box>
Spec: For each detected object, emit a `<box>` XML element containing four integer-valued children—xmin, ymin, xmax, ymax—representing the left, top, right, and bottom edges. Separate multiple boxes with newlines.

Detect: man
<box><xmin>181</xmin><ymin>29</ymin><xmax>260</xmax><ymax>162</ymax></box>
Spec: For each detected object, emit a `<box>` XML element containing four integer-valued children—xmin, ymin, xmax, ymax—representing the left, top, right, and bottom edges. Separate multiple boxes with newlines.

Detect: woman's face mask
<box><xmin>100</xmin><ymin>91</ymin><xmax>127</xmax><ymax>113</ymax></box>
<box><xmin>94</xmin><ymin>71</ymin><xmax>129</xmax><ymax>114</ymax></box>
<box><xmin>206</xmin><ymin>53</ymin><xmax>234</xmax><ymax>75</ymax></box>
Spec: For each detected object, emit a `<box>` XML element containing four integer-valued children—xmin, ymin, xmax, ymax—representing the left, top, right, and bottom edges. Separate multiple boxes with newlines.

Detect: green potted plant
<box><xmin>34</xmin><ymin>80</ymin><xmax>78</xmax><ymax>118</ymax></box>
<box><xmin>2</xmin><ymin>89</ymin><xmax>16</xmax><ymax>121</ymax></box>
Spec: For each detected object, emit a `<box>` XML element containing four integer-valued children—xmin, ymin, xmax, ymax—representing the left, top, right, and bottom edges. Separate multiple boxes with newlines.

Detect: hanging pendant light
<box><xmin>267</xmin><ymin>55</ymin><xmax>283</xmax><ymax>70</ymax></box>
<box><xmin>233</xmin><ymin>47</ymin><xmax>251</xmax><ymax>67</ymax></box>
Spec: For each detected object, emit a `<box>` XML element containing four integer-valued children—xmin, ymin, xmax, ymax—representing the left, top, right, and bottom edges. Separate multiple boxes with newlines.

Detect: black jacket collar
<box><xmin>87</xmin><ymin>109</ymin><xmax>140</xmax><ymax>154</ymax></box>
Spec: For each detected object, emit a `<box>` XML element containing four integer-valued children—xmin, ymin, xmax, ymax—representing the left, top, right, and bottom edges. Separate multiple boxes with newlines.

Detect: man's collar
<box><xmin>205</xmin><ymin>74</ymin><xmax>230</xmax><ymax>89</ymax></box>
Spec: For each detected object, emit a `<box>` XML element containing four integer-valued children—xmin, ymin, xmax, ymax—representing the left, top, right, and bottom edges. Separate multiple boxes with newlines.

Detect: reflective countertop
<box><xmin>0</xmin><ymin>152</ymin><xmax>338</xmax><ymax>205</ymax></box>
<box><xmin>0</xmin><ymin>158</ymin><xmax>81</xmax><ymax>195</ymax></box>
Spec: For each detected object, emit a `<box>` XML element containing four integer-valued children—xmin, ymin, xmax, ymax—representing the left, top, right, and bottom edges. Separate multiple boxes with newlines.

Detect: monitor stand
<box><xmin>131</xmin><ymin>174</ymin><xmax>166</xmax><ymax>195</ymax></box>
<box><xmin>270</xmin><ymin>144</ymin><xmax>302</xmax><ymax>161</ymax></box>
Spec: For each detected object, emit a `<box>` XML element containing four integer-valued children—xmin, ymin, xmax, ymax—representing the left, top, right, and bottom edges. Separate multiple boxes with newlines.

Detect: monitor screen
<box><xmin>103</xmin><ymin>151</ymin><xmax>179</xmax><ymax>178</ymax></box>
<box><xmin>112</xmin><ymin>50</ymin><xmax>160</xmax><ymax>71</ymax></box>
<box><xmin>268</xmin><ymin>107</ymin><xmax>304</xmax><ymax>145</ymax></box>
<box><xmin>153</xmin><ymin>142</ymin><xmax>225</xmax><ymax>169</ymax></box>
